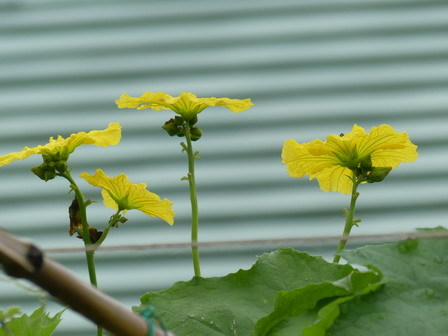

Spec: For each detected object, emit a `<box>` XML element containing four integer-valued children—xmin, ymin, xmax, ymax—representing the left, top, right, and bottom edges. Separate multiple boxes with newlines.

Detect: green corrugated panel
<box><xmin>1</xmin><ymin>0</ymin><xmax>447</xmax><ymax>334</ymax></box>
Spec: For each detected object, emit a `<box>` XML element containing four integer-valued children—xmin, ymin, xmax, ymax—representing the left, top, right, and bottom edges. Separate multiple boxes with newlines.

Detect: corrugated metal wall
<box><xmin>1</xmin><ymin>0</ymin><xmax>447</xmax><ymax>334</ymax></box>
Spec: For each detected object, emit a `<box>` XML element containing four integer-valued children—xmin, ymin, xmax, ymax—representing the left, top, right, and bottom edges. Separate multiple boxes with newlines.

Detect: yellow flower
<box><xmin>116</xmin><ymin>91</ymin><xmax>253</xmax><ymax>121</ymax></box>
<box><xmin>0</xmin><ymin>122</ymin><xmax>121</xmax><ymax>167</ymax></box>
<box><xmin>80</xmin><ymin>169</ymin><xmax>175</xmax><ymax>225</ymax></box>
<box><xmin>282</xmin><ymin>124</ymin><xmax>418</xmax><ymax>194</ymax></box>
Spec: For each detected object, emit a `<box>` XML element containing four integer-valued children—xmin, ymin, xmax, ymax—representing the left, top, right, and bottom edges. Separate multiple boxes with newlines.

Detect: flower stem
<box><xmin>60</xmin><ymin>171</ymin><xmax>103</xmax><ymax>335</ymax></box>
<box><xmin>61</xmin><ymin>171</ymin><xmax>99</xmax><ymax>285</ymax></box>
<box><xmin>333</xmin><ymin>172</ymin><xmax>361</xmax><ymax>264</ymax></box>
<box><xmin>92</xmin><ymin>210</ymin><xmax>121</xmax><ymax>249</ymax></box>
<box><xmin>183</xmin><ymin>126</ymin><xmax>201</xmax><ymax>277</ymax></box>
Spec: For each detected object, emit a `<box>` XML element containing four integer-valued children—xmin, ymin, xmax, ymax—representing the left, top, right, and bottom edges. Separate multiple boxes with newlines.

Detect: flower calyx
<box><xmin>31</xmin><ymin>153</ymin><xmax>69</xmax><ymax>181</ymax></box>
<box><xmin>352</xmin><ymin>155</ymin><xmax>392</xmax><ymax>184</ymax></box>
<box><xmin>365</xmin><ymin>167</ymin><xmax>392</xmax><ymax>183</ymax></box>
<box><xmin>162</xmin><ymin>115</ymin><xmax>202</xmax><ymax>141</ymax></box>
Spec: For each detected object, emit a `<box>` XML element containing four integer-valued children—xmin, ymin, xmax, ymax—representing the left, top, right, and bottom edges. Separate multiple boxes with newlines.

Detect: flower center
<box><xmin>334</xmin><ymin>147</ymin><xmax>360</xmax><ymax>171</ymax></box>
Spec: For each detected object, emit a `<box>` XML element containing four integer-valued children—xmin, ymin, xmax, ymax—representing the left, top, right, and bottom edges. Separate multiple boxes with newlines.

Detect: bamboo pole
<box><xmin>0</xmin><ymin>229</ymin><xmax>175</xmax><ymax>336</ymax></box>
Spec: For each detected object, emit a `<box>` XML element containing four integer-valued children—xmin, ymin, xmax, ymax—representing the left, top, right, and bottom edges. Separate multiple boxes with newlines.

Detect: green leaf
<box><xmin>268</xmin><ymin>310</ymin><xmax>318</xmax><ymax>336</ymax></box>
<box><xmin>136</xmin><ymin>248</ymin><xmax>378</xmax><ymax>336</ymax></box>
<box><xmin>255</xmin><ymin>281</ymin><xmax>350</xmax><ymax>335</ymax></box>
<box><xmin>0</xmin><ymin>306</ymin><xmax>64</xmax><ymax>336</ymax></box>
<box><xmin>256</xmin><ymin>269</ymin><xmax>381</xmax><ymax>336</ymax></box>
<box><xmin>328</xmin><ymin>228</ymin><xmax>448</xmax><ymax>336</ymax></box>
<box><xmin>0</xmin><ymin>307</ymin><xmax>21</xmax><ymax>322</ymax></box>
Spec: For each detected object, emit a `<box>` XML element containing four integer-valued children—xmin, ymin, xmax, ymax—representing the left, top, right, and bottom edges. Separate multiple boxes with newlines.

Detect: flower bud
<box><xmin>189</xmin><ymin>115</ymin><xmax>198</xmax><ymax>126</ymax></box>
<box><xmin>30</xmin><ymin>164</ymin><xmax>46</xmax><ymax>180</ymax></box>
<box><xmin>55</xmin><ymin>160</ymin><xmax>68</xmax><ymax>174</ymax></box>
<box><xmin>190</xmin><ymin>126</ymin><xmax>202</xmax><ymax>141</ymax></box>
<box><xmin>162</xmin><ymin>118</ymin><xmax>179</xmax><ymax>136</ymax></box>
<box><xmin>59</xmin><ymin>147</ymin><xmax>70</xmax><ymax>161</ymax></box>
<box><xmin>42</xmin><ymin>154</ymin><xmax>53</xmax><ymax>163</ymax></box>
<box><xmin>366</xmin><ymin>167</ymin><xmax>392</xmax><ymax>183</ymax></box>
<box><xmin>162</xmin><ymin>117</ymin><xmax>186</xmax><ymax>137</ymax></box>
<box><xmin>360</xmin><ymin>155</ymin><xmax>372</xmax><ymax>170</ymax></box>
<box><xmin>31</xmin><ymin>163</ymin><xmax>57</xmax><ymax>181</ymax></box>
<box><xmin>44</xmin><ymin>168</ymin><xmax>57</xmax><ymax>181</ymax></box>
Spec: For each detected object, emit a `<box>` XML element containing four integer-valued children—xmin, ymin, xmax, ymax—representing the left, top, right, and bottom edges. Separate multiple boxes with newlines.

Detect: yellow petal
<box><xmin>356</xmin><ymin>124</ymin><xmax>418</xmax><ymax>168</ymax></box>
<box><xmin>80</xmin><ymin>169</ymin><xmax>175</xmax><ymax>225</ymax></box>
<box><xmin>101</xmin><ymin>189</ymin><xmax>121</xmax><ymax>211</ymax></box>
<box><xmin>81</xmin><ymin>169</ymin><xmax>128</xmax><ymax>205</ymax></box>
<box><xmin>0</xmin><ymin>123</ymin><xmax>121</xmax><ymax>167</ymax></box>
<box><xmin>56</xmin><ymin>122</ymin><xmax>121</xmax><ymax>153</ymax></box>
<box><xmin>342</xmin><ymin>124</ymin><xmax>368</xmax><ymax>140</ymax></box>
<box><xmin>0</xmin><ymin>146</ymin><xmax>42</xmax><ymax>167</ymax></box>
<box><xmin>213</xmin><ymin>96</ymin><xmax>254</xmax><ymax>113</ymax></box>
<box><xmin>282</xmin><ymin>139</ymin><xmax>336</xmax><ymax>177</ymax></box>
<box><xmin>81</xmin><ymin>122</ymin><xmax>122</xmax><ymax>147</ymax></box>
<box><xmin>282</xmin><ymin>124</ymin><xmax>418</xmax><ymax>193</ymax></box>
<box><xmin>116</xmin><ymin>91</ymin><xmax>253</xmax><ymax>119</ymax></box>
<box><xmin>311</xmin><ymin>166</ymin><xmax>354</xmax><ymax>194</ymax></box>
<box><xmin>115</xmin><ymin>92</ymin><xmax>171</xmax><ymax>111</ymax></box>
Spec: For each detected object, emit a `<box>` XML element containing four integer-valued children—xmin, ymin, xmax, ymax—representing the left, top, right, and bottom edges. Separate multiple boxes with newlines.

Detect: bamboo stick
<box><xmin>0</xmin><ymin>229</ymin><xmax>175</xmax><ymax>336</ymax></box>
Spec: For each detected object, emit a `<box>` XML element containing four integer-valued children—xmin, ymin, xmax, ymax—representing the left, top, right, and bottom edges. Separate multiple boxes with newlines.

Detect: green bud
<box><xmin>59</xmin><ymin>147</ymin><xmax>70</xmax><ymax>161</ymax></box>
<box><xmin>42</xmin><ymin>154</ymin><xmax>53</xmax><ymax>163</ymax></box>
<box><xmin>31</xmin><ymin>163</ymin><xmax>56</xmax><ymax>181</ymax></box>
<box><xmin>55</xmin><ymin>160</ymin><xmax>68</xmax><ymax>173</ymax></box>
<box><xmin>360</xmin><ymin>155</ymin><xmax>372</xmax><ymax>170</ymax></box>
<box><xmin>189</xmin><ymin>115</ymin><xmax>198</xmax><ymax>126</ymax></box>
<box><xmin>174</xmin><ymin>116</ymin><xmax>187</xmax><ymax>129</ymax></box>
<box><xmin>341</xmin><ymin>158</ymin><xmax>359</xmax><ymax>171</ymax></box>
<box><xmin>162</xmin><ymin>118</ymin><xmax>180</xmax><ymax>136</ymax></box>
<box><xmin>44</xmin><ymin>168</ymin><xmax>57</xmax><ymax>181</ymax></box>
<box><xmin>162</xmin><ymin>117</ymin><xmax>186</xmax><ymax>137</ymax></box>
<box><xmin>108</xmin><ymin>213</ymin><xmax>128</xmax><ymax>228</ymax></box>
<box><xmin>31</xmin><ymin>164</ymin><xmax>46</xmax><ymax>180</ymax></box>
<box><xmin>366</xmin><ymin>167</ymin><xmax>392</xmax><ymax>183</ymax></box>
<box><xmin>190</xmin><ymin>126</ymin><xmax>202</xmax><ymax>141</ymax></box>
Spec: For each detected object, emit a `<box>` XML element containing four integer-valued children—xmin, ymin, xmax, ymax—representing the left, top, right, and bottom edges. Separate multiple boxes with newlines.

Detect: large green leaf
<box><xmin>256</xmin><ymin>269</ymin><xmax>381</xmax><ymax>336</ymax></box>
<box><xmin>136</xmin><ymin>248</ymin><xmax>379</xmax><ymax>336</ymax></box>
<box><xmin>328</xmin><ymin>228</ymin><xmax>448</xmax><ymax>336</ymax></box>
<box><xmin>0</xmin><ymin>306</ymin><xmax>64</xmax><ymax>336</ymax></box>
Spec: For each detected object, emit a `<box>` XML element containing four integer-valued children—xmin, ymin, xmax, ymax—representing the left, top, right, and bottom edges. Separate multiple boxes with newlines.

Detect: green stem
<box><xmin>60</xmin><ymin>171</ymin><xmax>102</xmax><ymax>335</ymax></box>
<box><xmin>333</xmin><ymin>172</ymin><xmax>360</xmax><ymax>264</ymax></box>
<box><xmin>92</xmin><ymin>210</ymin><xmax>121</xmax><ymax>249</ymax></box>
<box><xmin>184</xmin><ymin>126</ymin><xmax>201</xmax><ymax>277</ymax></box>
<box><xmin>60</xmin><ymin>171</ymin><xmax>98</xmax><ymax>285</ymax></box>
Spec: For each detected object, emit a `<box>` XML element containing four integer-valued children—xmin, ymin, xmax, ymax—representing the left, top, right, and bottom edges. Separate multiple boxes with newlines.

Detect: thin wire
<box><xmin>42</xmin><ymin>231</ymin><xmax>448</xmax><ymax>254</ymax></box>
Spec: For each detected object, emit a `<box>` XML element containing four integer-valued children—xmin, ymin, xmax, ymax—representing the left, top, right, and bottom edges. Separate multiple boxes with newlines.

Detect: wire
<box><xmin>42</xmin><ymin>230</ymin><xmax>448</xmax><ymax>254</ymax></box>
